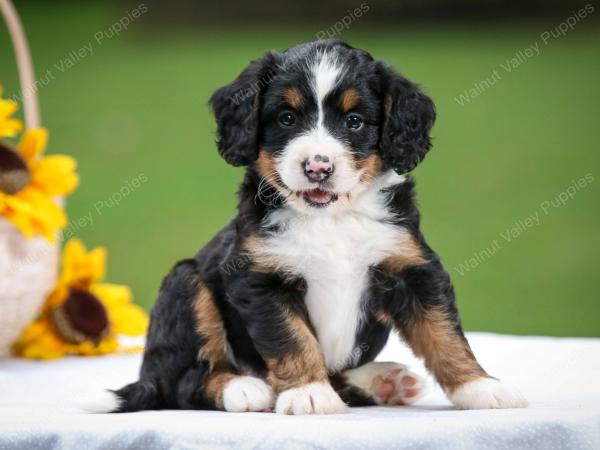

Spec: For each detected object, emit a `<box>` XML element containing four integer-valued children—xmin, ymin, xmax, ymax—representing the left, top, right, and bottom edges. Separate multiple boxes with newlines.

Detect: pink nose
<box><xmin>304</xmin><ymin>154</ymin><xmax>334</xmax><ymax>182</ymax></box>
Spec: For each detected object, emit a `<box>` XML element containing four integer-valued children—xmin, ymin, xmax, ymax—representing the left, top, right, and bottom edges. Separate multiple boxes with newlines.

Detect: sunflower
<box><xmin>0</xmin><ymin>86</ymin><xmax>23</xmax><ymax>138</ymax></box>
<box><xmin>0</xmin><ymin>127</ymin><xmax>79</xmax><ymax>241</ymax></box>
<box><xmin>13</xmin><ymin>238</ymin><xmax>149</xmax><ymax>359</ymax></box>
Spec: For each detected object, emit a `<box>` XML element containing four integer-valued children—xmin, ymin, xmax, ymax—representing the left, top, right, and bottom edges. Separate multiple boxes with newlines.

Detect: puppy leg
<box><xmin>179</xmin><ymin>281</ymin><xmax>274</xmax><ymax>412</ymax></box>
<box><xmin>337</xmin><ymin>362</ymin><xmax>425</xmax><ymax>406</ymax></box>
<box><xmin>384</xmin><ymin>262</ymin><xmax>527</xmax><ymax>409</ymax></box>
<box><xmin>228</xmin><ymin>271</ymin><xmax>347</xmax><ymax>415</ymax></box>
<box><xmin>400</xmin><ymin>306</ymin><xmax>526</xmax><ymax>409</ymax></box>
<box><xmin>266</xmin><ymin>315</ymin><xmax>347</xmax><ymax>415</ymax></box>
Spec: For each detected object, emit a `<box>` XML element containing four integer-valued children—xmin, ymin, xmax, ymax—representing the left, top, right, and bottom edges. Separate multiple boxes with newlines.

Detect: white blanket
<box><xmin>1</xmin><ymin>332</ymin><xmax>599</xmax><ymax>450</ymax></box>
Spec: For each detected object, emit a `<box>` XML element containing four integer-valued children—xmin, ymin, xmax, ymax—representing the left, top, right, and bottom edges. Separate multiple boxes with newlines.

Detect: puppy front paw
<box><xmin>222</xmin><ymin>376</ymin><xmax>274</xmax><ymax>412</ymax></box>
<box><xmin>275</xmin><ymin>382</ymin><xmax>348</xmax><ymax>415</ymax></box>
<box><xmin>449</xmin><ymin>377</ymin><xmax>528</xmax><ymax>409</ymax></box>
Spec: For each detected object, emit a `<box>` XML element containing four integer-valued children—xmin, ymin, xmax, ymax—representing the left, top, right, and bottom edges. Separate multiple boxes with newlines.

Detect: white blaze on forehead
<box><xmin>274</xmin><ymin>50</ymin><xmax>375</xmax><ymax>204</ymax></box>
<box><xmin>275</xmin><ymin>51</ymin><xmax>352</xmax><ymax>196</ymax></box>
<box><xmin>311</xmin><ymin>52</ymin><xmax>343</xmax><ymax>120</ymax></box>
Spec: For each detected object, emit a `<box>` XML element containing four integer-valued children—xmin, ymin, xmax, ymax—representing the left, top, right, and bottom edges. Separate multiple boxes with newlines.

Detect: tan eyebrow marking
<box><xmin>282</xmin><ymin>88</ymin><xmax>304</xmax><ymax>109</ymax></box>
<box><xmin>339</xmin><ymin>88</ymin><xmax>360</xmax><ymax>112</ymax></box>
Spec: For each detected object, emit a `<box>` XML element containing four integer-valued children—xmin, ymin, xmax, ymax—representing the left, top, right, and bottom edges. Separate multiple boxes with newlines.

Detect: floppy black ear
<box><xmin>377</xmin><ymin>63</ymin><xmax>436</xmax><ymax>174</ymax></box>
<box><xmin>209</xmin><ymin>52</ymin><xmax>279</xmax><ymax>166</ymax></box>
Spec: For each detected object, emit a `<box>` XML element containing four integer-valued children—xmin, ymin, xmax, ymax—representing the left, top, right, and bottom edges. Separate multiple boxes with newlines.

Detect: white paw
<box><xmin>275</xmin><ymin>382</ymin><xmax>348</xmax><ymax>415</ymax></box>
<box><xmin>222</xmin><ymin>376</ymin><xmax>274</xmax><ymax>412</ymax></box>
<box><xmin>449</xmin><ymin>377</ymin><xmax>528</xmax><ymax>409</ymax></box>
<box><xmin>345</xmin><ymin>361</ymin><xmax>425</xmax><ymax>406</ymax></box>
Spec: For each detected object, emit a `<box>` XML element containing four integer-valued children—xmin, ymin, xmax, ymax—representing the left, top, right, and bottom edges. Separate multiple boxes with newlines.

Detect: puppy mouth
<box><xmin>299</xmin><ymin>188</ymin><xmax>339</xmax><ymax>207</ymax></box>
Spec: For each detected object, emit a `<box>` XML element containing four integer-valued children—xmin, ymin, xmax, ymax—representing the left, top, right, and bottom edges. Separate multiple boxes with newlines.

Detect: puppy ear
<box><xmin>209</xmin><ymin>52</ymin><xmax>279</xmax><ymax>166</ymax></box>
<box><xmin>377</xmin><ymin>63</ymin><xmax>436</xmax><ymax>174</ymax></box>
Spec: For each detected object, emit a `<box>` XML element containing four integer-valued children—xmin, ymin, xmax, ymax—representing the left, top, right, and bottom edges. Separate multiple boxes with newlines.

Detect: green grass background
<box><xmin>1</xmin><ymin>3</ymin><xmax>598</xmax><ymax>336</ymax></box>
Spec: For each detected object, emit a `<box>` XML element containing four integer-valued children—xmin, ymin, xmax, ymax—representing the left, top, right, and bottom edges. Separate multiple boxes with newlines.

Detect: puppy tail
<box><xmin>78</xmin><ymin>380</ymin><xmax>161</xmax><ymax>413</ymax></box>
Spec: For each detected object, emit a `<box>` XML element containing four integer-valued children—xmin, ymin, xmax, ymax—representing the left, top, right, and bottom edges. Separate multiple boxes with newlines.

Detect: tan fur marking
<box><xmin>193</xmin><ymin>282</ymin><xmax>244</xmax><ymax>410</ymax></box>
<box><xmin>283</xmin><ymin>87</ymin><xmax>304</xmax><ymax>109</ymax></box>
<box><xmin>256</xmin><ymin>149</ymin><xmax>276</xmax><ymax>182</ymax></box>
<box><xmin>356</xmin><ymin>153</ymin><xmax>383</xmax><ymax>183</ymax></box>
<box><xmin>266</xmin><ymin>315</ymin><xmax>328</xmax><ymax>392</ymax></box>
<box><xmin>256</xmin><ymin>149</ymin><xmax>287</xmax><ymax>193</ymax></box>
<box><xmin>379</xmin><ymin>233</ymin><xmax>427</xmax><ymax>272</ymax></box>
<box><xmin>374</xmin><ymin>309</ymin><xmax>394</xmax><ymax>327</ymax></box>
<box><xmin>340</xmin><ymin>88</ymin><xmax>360</xmax><ymax>112</ymax></box>
<box><xmin>203</xmin><ymin>369</ymin><xmax>237</xmax><ymax>409</ymax></box>
<box><xmin>401</xmin><ymin>309</ymin><xmax>486</xmax><ymax>393</ymax></box>
<box><xmin>243</xmin><ymin>233</ymin><xmax>289</xmax><ymax>274</ymax></box>
<box><xmin>192</xmin><ymin>282</ymin><xmax>229</xmax><ymax>368</ymax></box>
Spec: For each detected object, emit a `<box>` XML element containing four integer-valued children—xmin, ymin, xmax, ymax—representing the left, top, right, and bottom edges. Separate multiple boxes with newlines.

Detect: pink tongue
<box><xmin>305</xmin><ymin>189</ymin><xmax>333</xmax><ymax>204</ymax></box>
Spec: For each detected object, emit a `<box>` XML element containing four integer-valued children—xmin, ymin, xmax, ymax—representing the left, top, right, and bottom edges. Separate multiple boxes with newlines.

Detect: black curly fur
<box><xmin>209</xmin><ymin>52</ymin><xmax>279</xmax><ymax>166</ymax></box>
<box><xmin>376</xmin><ymin>63</ymin><xmax>436</xmax><ymax>174</ymax></box>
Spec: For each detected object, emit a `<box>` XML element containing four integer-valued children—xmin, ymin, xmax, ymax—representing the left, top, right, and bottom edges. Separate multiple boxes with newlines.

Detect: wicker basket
<box><xmin>0</xmin><ymin>0</ymin><xmax>60</xmax><ymax>357</ymax></box>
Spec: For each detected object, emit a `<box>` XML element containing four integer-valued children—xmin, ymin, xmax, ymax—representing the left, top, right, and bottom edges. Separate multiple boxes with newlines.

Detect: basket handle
<box><xmin>0</xmin><ymin>0</ymin><xmax>40</xmax><ymax>129</ymax></box>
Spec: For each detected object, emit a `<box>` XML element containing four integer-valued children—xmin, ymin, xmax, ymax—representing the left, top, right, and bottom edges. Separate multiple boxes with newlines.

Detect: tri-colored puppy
<box><xmin>86</xmin><ymin>39</ymin><xmax>527</xmax><ymax>414</ymax></box>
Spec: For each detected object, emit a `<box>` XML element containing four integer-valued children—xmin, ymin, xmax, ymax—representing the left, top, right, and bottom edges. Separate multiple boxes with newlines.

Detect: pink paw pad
<box><xmin>372</xmin><ymin>367</ymin><xmax>424</xmax><ymax>405</ymax></box>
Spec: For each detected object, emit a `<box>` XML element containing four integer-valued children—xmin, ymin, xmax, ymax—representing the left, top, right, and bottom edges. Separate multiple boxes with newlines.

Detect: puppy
<box><xmin>85</xmin><ymin>39</ymin><xmax>527</xmax><ymax>414</ymax></box>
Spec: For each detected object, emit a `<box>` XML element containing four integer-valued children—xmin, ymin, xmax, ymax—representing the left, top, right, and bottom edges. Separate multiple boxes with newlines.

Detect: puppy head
<box><xmin>209</xmin><ymin>40</ymin><xmax>435</xmax><ymax>212</ymax></box>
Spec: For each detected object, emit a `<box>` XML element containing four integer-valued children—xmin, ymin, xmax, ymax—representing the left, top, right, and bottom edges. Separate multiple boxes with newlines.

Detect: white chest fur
<box><xmin>258</xmin><ymin>175</ymin><xmax>408</xmax><ymax>372</ymax></box>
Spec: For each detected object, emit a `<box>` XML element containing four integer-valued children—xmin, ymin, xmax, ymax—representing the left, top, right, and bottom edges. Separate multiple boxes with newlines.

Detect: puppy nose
<box><xmin>304</xmin><ymin>154</ymin><xmax>334</xmax><ymax>182</ymax></box>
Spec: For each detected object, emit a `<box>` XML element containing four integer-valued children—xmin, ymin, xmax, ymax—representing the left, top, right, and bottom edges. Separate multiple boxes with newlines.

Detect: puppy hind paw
<box><xmin>371</xmin><ymin>365</ymin><xmax>425</xmax><ymax>406</ymax></box>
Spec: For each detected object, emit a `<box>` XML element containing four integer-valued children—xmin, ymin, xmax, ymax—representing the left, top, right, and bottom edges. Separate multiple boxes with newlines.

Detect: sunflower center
<box><xmin>51</xmin><ymin>288</ymin><xmax>110</xmax><ymax>345</ymax></box>
<box><xmin>0</xmin><ymin>142</ymin><xmax>30</xmax><ymax>195</ymax></box>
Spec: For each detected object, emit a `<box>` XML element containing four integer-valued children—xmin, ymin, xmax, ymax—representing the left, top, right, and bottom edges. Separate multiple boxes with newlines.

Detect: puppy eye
<box><xmin>278</xmin><ymin>112</ymin><xmax>296</xmax><ymax>127</ymax></box>
<box><xmin>346</xmin><ymin>114</ymin><xmax>363</xmax><ymax>130</ymax></box>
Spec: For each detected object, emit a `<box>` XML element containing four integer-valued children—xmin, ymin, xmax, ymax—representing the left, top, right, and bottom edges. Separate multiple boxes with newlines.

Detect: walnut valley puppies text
<box><xmin>62</xmin><ymin>173</ymin><xmax>148</xmax><ymax>240</ymax></box>
<box><xmin>454</xmin><ymin>4</ymin><xmax>595</xmax><ymax>106</ymax></box>
<box><xmin>455</xmin><ymin>173</ymin><xmax>594</xmax><ymax>275</ymax></box>
<box><xmin>8</xmin><ymin>3</ymin><xmax>148</xmax><ymax>105</ymax></box>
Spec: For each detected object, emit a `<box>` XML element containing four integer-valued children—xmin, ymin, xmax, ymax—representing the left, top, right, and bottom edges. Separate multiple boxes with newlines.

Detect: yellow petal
<box><xmin>61</xmin><ymin>239</ymin><xmax>107</xmax><ymax>288</ymax></box>
<box><xmin>62</xmin><ymin>238</ymin><xmax>87</xmax><ymax>265</ymax></box>
<box><xmin>14</xmin><ymin>327</ymin><xmax>67</xmax><ymax>360</ymax></box>
<box><xmin>18</xmin><ymin>127</ymin><xmax>48</xmax><ymax>162</ymax></box>
<box><xmin>93</xmin><ymin>283</ymin><xmax>148</xmax><ymax>336</ymax></box>
<box><xmin>13</xmin><ymin>319</ymin><xmax>49</xmax><ymax>348</ymax></box>
<box><xmin>13</xmin><ymin>187</ymin><xmax>66</xmax><ymax>241</ymax></box>
<box><xmin>1</xmin><ymin>193</ymin><xmax>37</xmax><ymax>237</ymax></box>
<box><xmin>0</xmin><ymin>169</ymin><xmax>70</xmax><ymax>242</ymax></box>
<box><xmin>29</xmin><ymin>155</ymin><xmax>79</xmax><ymax>196</ymax></box>
<box><xmin>109</xmin><ymin>303</ymin><xmax>149</xmax><ymax>336</ymax></box>
<box><xmin>0</xmin><ymin>100</ymin><xmax>17</xmax><ymax>120</ymax></box>
<box><xmin>0</xmin><ymin>97</ymin><xmax>23</xmax><ymax>139</ymax></box>
<box><xmin>44</xmin><ymin>283</ymin><xmax>70</xmax><ymax>311</ymax></box>
<box><xmin>2</xmin><ymin>190</ymin><xmax>35</xmax><ymax>214</ymax></box>
<box><xmin>0</xmin><ymin>117</ymin><xmax>23</xmax><ymax>138</ymax></box>
<box><xmin>92</xmin><ymin>283</ymin><xmax>132</xmax><ymax>307</ymax></box>
<box><xmin>73</xmin><ymin>334</ymin><xmax>119</xmax><ymax>356</ymax></box>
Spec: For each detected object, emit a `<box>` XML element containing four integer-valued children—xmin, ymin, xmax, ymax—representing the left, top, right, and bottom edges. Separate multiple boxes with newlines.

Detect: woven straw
<box><xmin>0</xmin><ymin>0</ymin><xmax>60</xmax><ymax>357</ymax></box>
<box><xmin>0</xmin><ymin>221</ymin><xmax>59</xmax><ymax>357</ymax></box>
